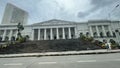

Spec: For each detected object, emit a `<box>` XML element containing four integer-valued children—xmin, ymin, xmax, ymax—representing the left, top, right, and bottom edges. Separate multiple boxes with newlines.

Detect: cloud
<box><xmin>0</xmin><ymin>0</ymin><xmax>120</xmax><ymax>24</ymax></box>
<box><xmin>77</xmin><ymin>0</ymin><xmax>120</xmax><ymax>19</ymax></box>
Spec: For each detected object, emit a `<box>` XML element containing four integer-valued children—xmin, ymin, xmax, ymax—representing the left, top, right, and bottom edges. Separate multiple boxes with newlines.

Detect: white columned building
<box><xmin>0</xmin><ymin>19</ymin><xmax>120</xmax><ymax>43</ymax></box>
<box><xmin>0</xmin><ymin>3</ymin><xmax>120</xmax><ymax>44</ymax></box>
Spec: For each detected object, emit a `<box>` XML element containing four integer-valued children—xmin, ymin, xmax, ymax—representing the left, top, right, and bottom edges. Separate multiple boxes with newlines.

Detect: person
<box><xmin>105</xmin><ymin>42</ymin><xmax>111</xmax><ymax>51</ymax></box>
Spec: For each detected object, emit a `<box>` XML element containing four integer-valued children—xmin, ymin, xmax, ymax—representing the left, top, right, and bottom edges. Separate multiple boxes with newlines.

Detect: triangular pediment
<box><xmin>32</xmin><ymin>19</ymin><xmax>76</xmax><ymax>26</ymax></box>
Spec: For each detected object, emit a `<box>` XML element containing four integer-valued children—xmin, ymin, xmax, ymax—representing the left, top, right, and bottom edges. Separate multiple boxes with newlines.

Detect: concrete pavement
<box><xmin>0</xmin><ymin>53</ymin><xmax>120</xmax><ymax>68</ymax></box>
<box><xmin>0</xmin><ymin>49</ymin><xmax>120</xmax><ymax>58</ymax></box>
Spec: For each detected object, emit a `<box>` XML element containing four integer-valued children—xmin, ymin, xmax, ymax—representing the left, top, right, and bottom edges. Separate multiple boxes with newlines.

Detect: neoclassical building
<box><xmin>0</xmin><ymin>19</ymin><xmax>120</xmax><ymax>43</ymax></box>
<box><xmin>0</xmin><ymin>3</ymin><xmax>120</xmax><ymax>43</ymax></box>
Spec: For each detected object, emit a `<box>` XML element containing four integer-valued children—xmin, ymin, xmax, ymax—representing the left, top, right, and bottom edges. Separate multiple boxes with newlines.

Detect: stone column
<box><xmin>31</xmin><ymin>29</ymin><xmax>34</xmax><ymax>40</ymax></box>
<box><xmin>74</xmin><ymin>27</ymin><xmax>77</xmax><ymax>38</ymax></box>
<box><xmin>62</xmin><ymin>28</ymin><xmax>65</xmax><ymax>39</ymax></box>
<box><xmin>2</xmin><ymin>29</ymin><xmax>6</xmax><ymax>41</ymax></box>
<box><xmin>50</xmin><ymin>28</ymin><xmax>53</xmax><ymax>40</ymax></box>
<box><xmin>9</xmin><ymin>30</ymin><xmax>13</xmax><ymax>40</ymax></box>
<box><xmin>15</xmin><ymin>30</ymin><xmax>18</xmax><ymax>39</ymax></box>
<box><xmin>56</xmin><ymin>28</ymin><xmax>59</xmax><ymax>39</ymax></box>
<box><xmin>108</xmin><ymin>26</ymin><xmax>113</xmax><ymax>36</ymax></box>
<box><xmin>102</xmin><ymin>25</ymin><xmax>106</xmax><ymax>36</ymax></box>
<box><xmin>38</xmin><ymin>29</ymin><xmax>41</xmax><ymax>40</ymax></box>
<box><xmin>90</xmin><ymin>26</ymin><xmax>93</xmax><ymax>37</ymax></box>
<box><xmin>96</xmin><ymin>26</ymin><xmax>100</xmax><ymax>37</ymax></box>
<box><xmin>44</xmin><ymin>28</ymin><xmax>46</xmax><ymax>40</ymax></box>
<box><xmin>68</xmin><ymin>27</ymin><xmax>71</xmax><ymax>39</ymax></box>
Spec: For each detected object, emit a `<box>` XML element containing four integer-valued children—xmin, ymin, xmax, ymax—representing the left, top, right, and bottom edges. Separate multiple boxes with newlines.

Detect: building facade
<box><xmin>0</xmin><ymin>19</ymin><xmax>120</xmax><ymax>44</ymax></box>
<box><xmin>0</xmin><ymin>3</ymin><xmax>120</xmax><ymax>44</ymax></box>
<box><xmin>1</xmin><ymin>3</ymin><xmax>28</xmax><ymax>25</ymax></box>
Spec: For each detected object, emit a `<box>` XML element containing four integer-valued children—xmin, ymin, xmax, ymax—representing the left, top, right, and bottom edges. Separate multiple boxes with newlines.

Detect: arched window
<box><xmin>11</xmin><ymin>36</ymin><xmax>15</xmax><ymax>41</ymax></box>
<box><xmin>71</xmin><ymin>34</ymin><xmax>74</xmax><ymax>39</ymax></box>
<box><xmin>79</xmin><ymin>33</ymin><xmax>83</xmax><ymax>37</ymax></box>
<box><xmin>115</xmin><ymin>30</ymin><xmax>119</xmax><ymax>32</ymax></box>
<box><xmin>100</xmin><ymin>32</ymin><xmax>103</xmax><ymax>38</ymax></box>
<box><xmin>93</xmin><ymin>32</ymin><xmax>97</xmax><ymax>37</ymax></box>
<box><xmin>59</xmin><ymin>35</ymin><xmax>62</xmax><ymax>39</ymax></box>
<box><xmin>65</xmin><ymin>35</ymin><xmax>68</xmax><ymax>39</ymax></box>
<box><xmin>54</xmin><ymin>36</ymin><xmax>56</xmax><ymax>40</ymax></box>
<box><xmin>48</xmin><ymin>35</ymin><xmax>50</xmax><ymax>40</ymax></box>
<box><xmin>113</xmin><ymin>32</ymin><xmax>116</xmax><ymax>37</ymax></box>
<box><xmin>86</xmin><ymin>32</ymin><xmax>89</xmax><ymax>37</ymax></box>
<box><xmin>5</xmin><ymin>36</ymin><xmax>9</xmax><ymax>41</ymax></box>
<box><xmin>106</xmin><ymin>31</ymin><xmax>111</xmax><ymax>37</ymax></box>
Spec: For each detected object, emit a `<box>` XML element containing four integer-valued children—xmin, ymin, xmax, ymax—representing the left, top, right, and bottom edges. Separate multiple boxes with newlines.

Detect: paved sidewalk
<box><xmin>0</xmin><ymin>49</ymin><xmax>120</xmax><ymax>58</ymax></box>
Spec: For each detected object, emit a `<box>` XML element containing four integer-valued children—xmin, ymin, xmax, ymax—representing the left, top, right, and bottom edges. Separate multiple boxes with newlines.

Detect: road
<box><xmin>0</xmin><ymin>53</ymin><xmax>120</xmax><ymax>68</ymax></box>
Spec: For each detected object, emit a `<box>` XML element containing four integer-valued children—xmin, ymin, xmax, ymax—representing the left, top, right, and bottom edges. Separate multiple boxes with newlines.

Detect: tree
<box><xmin>17</xmin><ymin>22</ymin><xmax>24</xmax><ymax>39</ymax></box>
<box><xmin>16</xmin><ymin>23</ymin><xmax>25</xmax><ymax>43</ymax></box>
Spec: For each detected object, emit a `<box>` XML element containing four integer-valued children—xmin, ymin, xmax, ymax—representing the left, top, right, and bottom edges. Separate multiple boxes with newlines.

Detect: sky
<box><xmin>0</xmin><ymin>0</ymin><xmax>120</xmax><ymax>24</ymax></box>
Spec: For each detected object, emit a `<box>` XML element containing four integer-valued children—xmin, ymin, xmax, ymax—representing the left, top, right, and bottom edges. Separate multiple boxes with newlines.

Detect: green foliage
<box><xmin>17</xmin><ymin>23</ymin><xmax>24</xmax><ymax>31</ymax></box>
<box><xmin>78</xmin><ymin>34</ymin><xmax>94</xmax><ymax>42</ymax></box>
<box><xmin>16</xmin><ymin>22</ymin><xmax>26</xmax><ymax>43</ymax></box>
<box><xmin>109</xmin><ymin>39</ymin><xmax>118</xmax><ymax>49</ymax></box>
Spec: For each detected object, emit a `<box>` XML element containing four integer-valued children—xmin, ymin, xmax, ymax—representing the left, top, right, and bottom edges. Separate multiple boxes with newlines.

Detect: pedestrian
<box><xmin>105</xmin><ymin>42</ymin><xmax>111</xmax><ymax>51</ymax></box>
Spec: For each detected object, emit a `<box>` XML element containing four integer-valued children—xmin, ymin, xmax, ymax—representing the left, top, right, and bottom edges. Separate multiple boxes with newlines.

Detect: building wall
<box><xmin>0</xmin><ymin>20</ymin><xmax>120</xmax><ymax>44</ymax></box>
<box><xmin>76</xmin><ymin>23</ymin><xmax>88</xmax><ymax>38</ymax></box>
<box><xmin>1</xmin><ymin>3</ymin><xmax>28</xmax><ymax>25</ymax></box>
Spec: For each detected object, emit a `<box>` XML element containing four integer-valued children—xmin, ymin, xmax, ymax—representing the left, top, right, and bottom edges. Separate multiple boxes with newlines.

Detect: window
<box><xmin>106</xmin><ymin>31</ymin><xmax>111</xmax><ymax>37</ymax></box>
<box><xmin>93</xmin><ymin>32</ymin><xmax>97</xmax><ymax>38</ymax></box>
<box><xmin>113</xmin><ymin>32</ymin><xmax>116</xmax><ymax>37</ymax></box>
<box><xmin>80</xmin><ymin>32</ymin><xmax>83</xmax><ymax>37</ymax></box>
<box><xmin>86</xmin><ymin>32</ymin><xmax>89</xmax><ymax>37</ymax></box>
<box><xmin>100</xmin><ymin>32</ymin><xmax>103</xmax><ymax>38</ymax></box>
<box><xmin>5</xmin><ymin>36</ymin><xmax>9</xmax><ymax>41</ymax></box>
